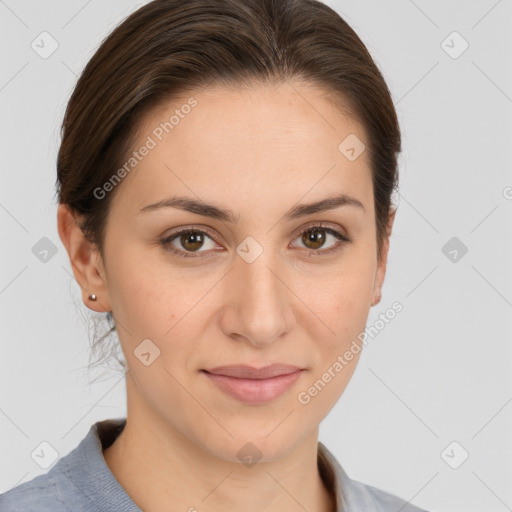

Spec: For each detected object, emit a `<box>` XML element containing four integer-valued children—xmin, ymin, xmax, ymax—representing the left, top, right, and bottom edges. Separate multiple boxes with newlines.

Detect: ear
<box><xmin>371</xmin><ymin>206</ymin><xmax>397</xmax><ymax>307</ymax></box>
<box><xmin>57</xmin><ymin>203</ymin><xmax>112</xmax><ymax>313</ymax></box>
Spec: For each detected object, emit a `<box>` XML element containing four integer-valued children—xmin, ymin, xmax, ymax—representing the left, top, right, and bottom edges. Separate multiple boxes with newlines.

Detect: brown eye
<box><xmin>179</xmin><ymin>231</ymin><xmax>205</xmax><ymax>252</ymax></box>
<box><xmin>300</xmin><ymin>228</ymin><xmax>327</xmax><ymax>250</ymax></box>
<box><xmin>293</xmin><ymin>224</ymin><xmax>350</xmax><ymax>255</ymax></box>
<box><xmin>160</xmin><ymin>228</ymin><xmax>218</xmax><ymax>257</ymax></box>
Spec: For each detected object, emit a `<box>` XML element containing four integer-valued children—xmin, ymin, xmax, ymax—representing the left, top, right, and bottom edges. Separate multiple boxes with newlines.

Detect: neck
<box><xmin>103</xmin><ymin>372</ymin><xmax>335</xmax><ymax>512</ymax></box>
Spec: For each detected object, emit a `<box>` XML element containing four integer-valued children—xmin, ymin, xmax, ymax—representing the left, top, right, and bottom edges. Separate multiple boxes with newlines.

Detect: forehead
<box><xmin>112</xmin><ymin>81</ymin><xmax>372</xmax><ymax>214</ymax></box>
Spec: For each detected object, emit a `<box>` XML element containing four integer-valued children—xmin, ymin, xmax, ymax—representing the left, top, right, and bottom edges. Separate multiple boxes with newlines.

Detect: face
<box><xmin>61</xmin><ymin>80</ymin><xmax>393</xmax><ymax>462</ymax></box>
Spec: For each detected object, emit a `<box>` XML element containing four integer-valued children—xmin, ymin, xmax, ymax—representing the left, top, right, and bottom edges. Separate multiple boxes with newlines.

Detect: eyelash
<box><xmin>159</xmin><ymin>222</ymin><xmax>351</xmax><ymax>259</ymax></box>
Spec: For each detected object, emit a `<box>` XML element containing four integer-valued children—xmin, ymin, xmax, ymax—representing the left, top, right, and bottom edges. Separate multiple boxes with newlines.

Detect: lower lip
<box><xmin>202</xmin><ymin>370</ymin><xmax>304</xmax><ymax>404</ymax></box>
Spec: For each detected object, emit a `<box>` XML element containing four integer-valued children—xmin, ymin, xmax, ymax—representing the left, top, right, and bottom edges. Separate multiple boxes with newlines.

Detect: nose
<box><xmin>219</xmin><ymin>249</ymin><xmax>295</xmax><ymax>348</ymax></box>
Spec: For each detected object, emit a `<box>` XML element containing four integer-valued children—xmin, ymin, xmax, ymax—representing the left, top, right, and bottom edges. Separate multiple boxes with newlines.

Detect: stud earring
<box><xmin>88</xmin><ymin>294</ymin><xmax>97</xmax><ymax>301</ymax></box>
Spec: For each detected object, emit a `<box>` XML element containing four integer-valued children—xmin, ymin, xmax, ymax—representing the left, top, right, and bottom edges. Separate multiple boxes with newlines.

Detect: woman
<box><xmin>0</xmin><ymin>0</ymin><xmax>428</xmax><ymax>510</ymax></box>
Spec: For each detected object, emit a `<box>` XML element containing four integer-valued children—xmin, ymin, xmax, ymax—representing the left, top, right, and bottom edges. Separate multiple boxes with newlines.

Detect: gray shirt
<box><xmin>0</xmin><ymin>418</ymin><xmax>428</xmax><ymax>511</ymax></box>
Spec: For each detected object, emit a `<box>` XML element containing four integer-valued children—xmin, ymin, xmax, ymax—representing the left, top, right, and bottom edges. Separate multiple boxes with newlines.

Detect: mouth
<box><xmin>201</xmin><ymin>364</ymin><xmax>305</xmax><ymax>404</ymax></box>
<box><xmin>203</xmin><ymin>363</ymin><xmax>303</xmax><ymax>379</ymax></box>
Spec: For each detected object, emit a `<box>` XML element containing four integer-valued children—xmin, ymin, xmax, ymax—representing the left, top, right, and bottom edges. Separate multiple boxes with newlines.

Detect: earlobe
<box><xmin>387</xmin><ymin>205</ymin><xmax>397</xmax><ymax>236</ymax></box>
<box><xmin>57</xmin><ymin>204</ymin><xmax>111</xmax><ymax>313</ymax></box>
<box><xmin>371</xmin><ymin>288</ymin><xmax>382</xmax><ymax>307</ymax></box>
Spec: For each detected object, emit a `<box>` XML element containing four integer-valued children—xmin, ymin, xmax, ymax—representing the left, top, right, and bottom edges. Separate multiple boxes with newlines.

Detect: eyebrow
<box><xmin>138</xmin><ymin>192</ymin><xmax>365</xmax><ymax>222</ymax></box>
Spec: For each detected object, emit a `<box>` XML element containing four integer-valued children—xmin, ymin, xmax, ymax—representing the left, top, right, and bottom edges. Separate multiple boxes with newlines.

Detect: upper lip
<box><xmin>203</xmin><ymin>364</ymin><xmax>303</xmax><ymax>379</ymax></box>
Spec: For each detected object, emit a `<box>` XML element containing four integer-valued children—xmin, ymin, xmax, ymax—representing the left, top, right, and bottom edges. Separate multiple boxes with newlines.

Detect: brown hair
<box><xmin>55</xmin><ymin>0</ymin><xmax>401</xmax><ymax>371</ymax></box>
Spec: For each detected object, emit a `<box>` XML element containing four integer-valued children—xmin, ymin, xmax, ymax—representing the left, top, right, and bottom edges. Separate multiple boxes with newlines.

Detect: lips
<box><xmin>201</xmin><ymin>364</ymin><xmax>305</xmax><ymax>404</ymax></box>
<box><xmin>203</xmin><ymin>364</ymin><xmax>303</xmax><ymax>379</ymax></box>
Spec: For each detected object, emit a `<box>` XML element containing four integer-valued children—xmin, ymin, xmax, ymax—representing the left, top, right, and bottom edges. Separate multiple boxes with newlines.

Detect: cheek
<box><xmin>105</xmin><ymin>241</ymin><xmax>192</xmax><ymax>331</ymax></box>
<box><xmin>299</xmin><ymin>280</ymin><xmax>370</xmax><ymax>413</ymax></box>
<box><xmin>107</xmin><ymin>253</ymin><xmax>221</xmax><ymax>377</ymax></box>
<box><xmin>303</xmin><ymin>254</ymin><xmax>375</xmax><ymax>341</ymax></box>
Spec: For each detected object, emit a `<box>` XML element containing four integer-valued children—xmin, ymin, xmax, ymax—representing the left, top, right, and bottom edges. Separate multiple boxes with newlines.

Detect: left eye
<box><xmin>293</xmin><ymin>224</ymin><xmax>350</xmax><ymax>253</ymax></box>
<box><xmin>160</xmin><ymin>223</ymin><xmax>350</xmax><ymax>258</ymax></box>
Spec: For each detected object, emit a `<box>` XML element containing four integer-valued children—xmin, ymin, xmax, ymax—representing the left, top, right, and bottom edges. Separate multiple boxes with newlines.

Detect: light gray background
<box><xmin>1</xmin><ymin>1</ymin><xmax>511</xmax><ymax>511</ymax></box>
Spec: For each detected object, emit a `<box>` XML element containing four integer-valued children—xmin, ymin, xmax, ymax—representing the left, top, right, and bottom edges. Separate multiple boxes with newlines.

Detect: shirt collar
<box><xmin>318</xmin><ymin>439</ymin><xmax>385</xmax><ymax>511</ymax></box>
<box><xmin>61</xmin><ymin>418</ymin><xmax>137</xmax><ymax>511</ymax></box>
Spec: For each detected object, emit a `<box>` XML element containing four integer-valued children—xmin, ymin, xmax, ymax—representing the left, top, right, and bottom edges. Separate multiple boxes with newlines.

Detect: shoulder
<box><xmin>0</xmin><ymin>456</ymin><xmax>98</xmax><ymax>512</ymax></box>
<box><xmin>349</xmin><ymin>478</ymin><xmax>430</xmax><ymax>512</ymax></box>
<box><xmin>317</xmin><ymin>441</ymin><xmax>431</xmax><ymax>512</ymax></box>
<box><xmin>0</xmin><ymin>470</ymin><xmax>68</xmax><ymax>512</ymax></box>
<box><xmin>0</xmin><ymin>418</ymin><xmax>129</xmax><ymax>512</ymax></box>
<box><xmin>0</xmin><ymin>423</ymin><xmax>104</xmax><ymax>512</ymax></box>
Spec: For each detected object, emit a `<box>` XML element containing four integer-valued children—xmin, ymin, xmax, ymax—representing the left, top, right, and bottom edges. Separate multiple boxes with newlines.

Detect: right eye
<box><xmin>160</xmin><ymin>227</ymin><xmax>220</xmax><ymax>258</ymax></box>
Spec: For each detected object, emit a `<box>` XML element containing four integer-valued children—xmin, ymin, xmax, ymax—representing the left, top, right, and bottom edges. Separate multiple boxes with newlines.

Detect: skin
<box><xmin>57</xmin><ymin>80</ymin><xmax>395</xmax><ymax>512</ymax></box>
